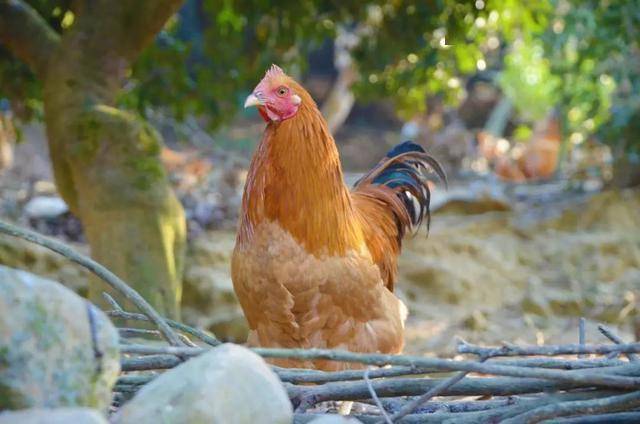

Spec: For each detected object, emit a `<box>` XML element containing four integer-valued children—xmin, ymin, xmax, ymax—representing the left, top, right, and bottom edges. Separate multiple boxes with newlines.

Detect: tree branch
<box><xmin>72</xmin><ymin>0</ymin><xmax>185</xmax><ymax>62</ymax></box>
<box><xmin>0</xmin><ymin>0</ymin><xmax>60</xmax><ymax>77</ymax></box>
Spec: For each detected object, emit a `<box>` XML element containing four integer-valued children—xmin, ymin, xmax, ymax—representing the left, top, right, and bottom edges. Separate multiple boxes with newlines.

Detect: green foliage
<box><xmin>2</xmin><ymin>0</ymin><xmax>638</xmax><ymax>162</ymax></box>
<box><xmin>125</xmin><ymin>0</ymin><xmax>367</xmax><ymax>128</ymax></box>
<box><xmin>0</xmin><ymin>0</ymin><xmax>547</xmax><ymax>127</ymax></box>
<box><xmin>354</xmin><ymin>1</ymin><xmax>553</xmax><ymax>118</ymax></box>
<box><xmin>0</xmin><ymin>0</ymin><xmax>71</xmax><ymax>120</ymax></box>
<box><xmin>543</xmin><ymin>0</ymin><xmax>640</xmax><ymax>156</ymax></box>
<box><xmin>0</xmin><ymin>53</ymin><xmax>42</xmax><ymax>121</ymax></box>
<box><xmin>499</xmin><ymin>39</ymin><xmax>560</xmax><ymax>121</ymax></box>
<box><xmin>121</xmin><ymin>0</ymin><xmax>494</xmax><ymax>125</ymax></box>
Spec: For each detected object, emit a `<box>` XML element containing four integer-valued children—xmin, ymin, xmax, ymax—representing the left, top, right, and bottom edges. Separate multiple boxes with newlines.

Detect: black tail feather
<box><xmin>354</xmin><ymin>141</ymin><xmax>447</xmax><ymax>233</ymax></box>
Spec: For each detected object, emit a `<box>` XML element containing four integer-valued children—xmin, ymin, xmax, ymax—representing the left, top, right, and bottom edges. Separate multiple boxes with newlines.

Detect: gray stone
<box><xmin>115</xmin><ymin>343</ymin><xmax>292</xmax><ymax>424</ymax></box>
<box><xmin>0</xmin><ymin>408</ymin><xmax>107</xmax><ymax>424</ymax></box>
<box><xmin>0</xmin><ymin>266</ymin><xmax>120</xmax><ymax>410</ymax></box>
<box><xmin>23</xmin><ymin>196</ymin><xmax>68</xmax><ymax>219</ymax></box>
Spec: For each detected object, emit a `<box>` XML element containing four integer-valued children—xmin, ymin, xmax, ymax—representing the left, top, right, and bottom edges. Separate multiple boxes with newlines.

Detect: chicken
<box><xmin>232</xmin><ymin>65</ymin><xmax>445</xmax><ymax>370</ymax></box>
<box><xmin>477</xmin><ymin>112</ymin><xmax>561</xmax><ymax>182</ymax></box>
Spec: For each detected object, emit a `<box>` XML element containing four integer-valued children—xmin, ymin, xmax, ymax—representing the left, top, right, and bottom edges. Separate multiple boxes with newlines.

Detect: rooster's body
<box><xmin>232</xmin><ymin>66</ymin><xmax>444</xmax><ymax>370</ymax></box>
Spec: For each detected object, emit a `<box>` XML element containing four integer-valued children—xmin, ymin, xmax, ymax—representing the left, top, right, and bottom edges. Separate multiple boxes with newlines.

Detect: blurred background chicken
<box><xmin>232</xmin><ymin>65</ymin><xmax>445</xmax><ymax>370</ymax></box>
<box><xmin>477</xmin><ymin>112</ymin><xmax>561</xmax><ymax>182</ymax></box>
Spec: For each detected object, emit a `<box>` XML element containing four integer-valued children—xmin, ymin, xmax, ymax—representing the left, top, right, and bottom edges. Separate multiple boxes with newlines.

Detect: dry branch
<box><xmin>293</xmin><ymin>391</ymin><xmax>628</xmax><ymax>423</ymax></box>
<box><xmin>103</xmin><ymin>293</ymin><xmax>220</xmax><ymax>347</ymax></box>
<box><xmin>363</xmin><ymin>368</ymin><xmax>392</xmax><ymax>424</ymax></box>
<box><xmin>501</xmin><ymin>390</ymin><xmax>640</xmax><ymax>424</ymax></box>
<box><xmin>457</xmin><ymin>340</ymin><xmax>640</xmax><ymax>357</ymax></box>
<box><xmin>599</xmin><ymin>324</ymin><xmax>639</xmax><ymax>362</ymax></box>
<box><xmin>579</xmin><ymin>317</ymin><xmax>586</xmax><ymax>358</ymax></box>
<box><xmin>384</xmin><ymin>355</ymin><xmax>488</xmax><ymax>423</ymax></box>
<box><xmin>120</xmin><ymin>354</ymin><xmax>181</xmax><ymax>372</ymax></box>
<box><xmin>286</xmin><ymin>370</ymin><xmax>638</xmax><ymax>408</ymax></box>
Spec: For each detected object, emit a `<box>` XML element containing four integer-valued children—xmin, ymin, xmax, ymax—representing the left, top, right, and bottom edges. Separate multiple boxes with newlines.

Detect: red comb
<box><xmin>265</xmin><ymin>64</ymin><xmax>285</xmax><ymax>79</ymax></box>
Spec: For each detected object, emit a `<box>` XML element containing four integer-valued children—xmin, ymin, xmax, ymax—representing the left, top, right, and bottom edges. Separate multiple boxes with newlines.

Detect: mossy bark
<box><xmin>0</xmin><ymin>0</ymin><xmax>186</xmax><ymax>318</ymax></box>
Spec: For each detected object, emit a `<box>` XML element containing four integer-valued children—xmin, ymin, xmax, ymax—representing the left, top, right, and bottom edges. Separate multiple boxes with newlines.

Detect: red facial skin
<box><xmin>251</xmin><ymin>76</ymin><xmax>301</xmax><ymax>123</ymax></box>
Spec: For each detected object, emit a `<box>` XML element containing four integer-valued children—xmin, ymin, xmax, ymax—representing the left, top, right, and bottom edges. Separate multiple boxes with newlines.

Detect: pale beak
<box><xmin>244</xmin><ymin>93</ymin><xmax>262</xmax><ymax>108</ymax></box>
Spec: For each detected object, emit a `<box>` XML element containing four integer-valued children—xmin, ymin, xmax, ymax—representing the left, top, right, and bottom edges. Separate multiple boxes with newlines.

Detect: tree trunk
<box><xmin>321</xmin><ymin>64</ymin><xmax>356</xmax><ymax>135</ymax></box>
<box><xmin>0</xmin><ymin>114</ymin><xmax>14</xmax><ymax>172</ymax></box>
<box><xmin>0</xmin><ymin>0</ymin><xmax>186</xmax><ymax>318</ymax></box>
<box><xmin>320</xmin><ymin>25</ymin><xmax>362</xmax><ymax>135</ymax></box>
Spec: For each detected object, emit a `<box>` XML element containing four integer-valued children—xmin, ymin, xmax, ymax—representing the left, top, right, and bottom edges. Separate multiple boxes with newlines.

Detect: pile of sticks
<box><xmin>112</xmin><ymin>292</ymin><xmax>640</xmax><ymax>423</ymax></box>
<box><xmin>2</xmin><ymin>220</ymin><xmax>640</xmax><ymax>423</ymax></box>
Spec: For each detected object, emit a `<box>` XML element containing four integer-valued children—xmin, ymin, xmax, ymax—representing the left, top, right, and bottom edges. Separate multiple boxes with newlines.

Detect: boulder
<box><xmin>114</xmin><ymin>343</ymin><xmax>292</xmax><ymax>424</ymax></box>
<box><xmin>0</xmin><ymin>266</ymin><xmax>120</xmax><ymax>410</ymax></box>
<box><xmin>0</xmin><ymin>408</ymin><xmax>107</xmax><ymax>424</ymax></box>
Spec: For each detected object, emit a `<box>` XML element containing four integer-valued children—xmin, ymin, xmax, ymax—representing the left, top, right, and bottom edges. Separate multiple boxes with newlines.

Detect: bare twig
<box><xmin>445</xmin><ymin>390</ymin><xmax>626</xmax><ymax>424</ymax></box>
<box><xmin>118</xmin><ymin>326</ymin><xmax>197</xmax><ymax>347</ymax></box>
<box><xmin>457</xmin><ymin>340</ymin><xmax>640</xmax><ymax>357</ymax></box>
<box><xmin>384</xmin><ymin>355</ymin><xmax>489</xmax><ymax>423</ymax></box>
<box><xmin>118</xmin><ymin>328</ymin><xmax>162</xmax><ymax>338</ymax></box>
<box><xmin>375</xmin><ymin>396</ymin><xmax>519</xmax><ymax>414</ymax></box>
<box><xmin>120</xmin><ymin>354</ymin><xmax>181</xmax><ymax>371</ymax></box>
<box><xmin>0</xmin><ymin>220</ymin><xmax>183</xmax><ymax>346</ymax></box>
<box><xmin>275</xmin><ymin>365</ymin><xmax>436</xmax><ymax>384</ymax></box>
<box><xmin>117</xmin><ymin>374</ymin><xmax>157</xmax><ymax>386</ymax></box>
<box><xmin>552</xmin><ymin>412</ymin><xmax>640</xmax><ymax>423</ymax></box>
<box><xmin>276</xmin><ymin>357</ymin><xmax>623</xmax><ymax>385</ymax></box>
<box><xmin>501</xmin><ymin>390</ymin><xmax>640</xmax><ymax>424</ymax></box>
<box><xmin>364</xmin><ymin>368</ymin><xmax>392</xmax><ymax>424</ymax></box>
<box><xmin>292</xmin><ymin>391</ymin><xmax>627</xmax><ymax>423</ymax></box>
<box><xmin>599</xmin><ymin>324</ymin><xmax>639</xmax><ymax>362</ymax></box>
<box><xmin>286</xmin><ymin>372</ymin><xmax>637</xmax><ymax>408</ymax></box>
<box><xmin>579</xmin><ymin>317</ymin><xmax>586</xmax><ymax>358</ymax></box>
<box><xmin>104</xmin><ymin>293</ymin><xmax>220</xmax><ymax>347</ymax></box>
<box><xmin>86</xmin><ymin>303</ymin><xmax>103</xmax><ymax>376</ymax></box>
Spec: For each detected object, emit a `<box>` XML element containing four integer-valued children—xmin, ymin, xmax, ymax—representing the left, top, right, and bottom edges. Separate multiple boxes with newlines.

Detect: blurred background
<box><xmin>0</xmin><ymin>0</ymin><xmax>638</xmax><ymax>355</ymax></box>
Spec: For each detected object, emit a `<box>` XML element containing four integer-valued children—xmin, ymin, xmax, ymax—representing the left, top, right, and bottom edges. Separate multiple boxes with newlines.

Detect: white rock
<box><xmin>0</xmin><ymin>408</ymin><xmax>107</xmax><ymax>424</ymax></box>
<box><xmin>0</xmin><ymin>266</ymin><xmax>120</xmax><ymax>410</ymax></box>
<box><xmin>24</xmin><ymin>196</ymin><xmax>68</xmax><ymax>219</ymax></box>
<box><xmin>115</xmin><ymin>343</ymin><xmax>292</xmax><ymax>424</ymax></box>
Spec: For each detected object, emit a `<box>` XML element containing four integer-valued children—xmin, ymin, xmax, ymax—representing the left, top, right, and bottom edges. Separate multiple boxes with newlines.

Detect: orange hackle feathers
<box><xmin>237</xmin><ymin>75</ymin><xmax>364</xmax><ymax>256</ymax></box>
<box><xmin>232</xmin><ymin>66</ymin><xmax>445</xmax><ymax>370</ymax></box>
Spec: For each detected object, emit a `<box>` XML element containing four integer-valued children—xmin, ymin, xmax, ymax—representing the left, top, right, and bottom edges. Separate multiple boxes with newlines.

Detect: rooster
<box><xmin>233</xmin><ymin>65</ymin><xmax>445</xmax><ymax>370</ymax></box>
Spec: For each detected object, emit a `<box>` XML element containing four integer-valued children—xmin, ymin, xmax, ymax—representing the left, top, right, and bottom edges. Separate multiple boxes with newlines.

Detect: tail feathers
<box><xmin>354</xmin><ymin>141</ymin><xmax>447</xmax><ymax>235</ymax></box>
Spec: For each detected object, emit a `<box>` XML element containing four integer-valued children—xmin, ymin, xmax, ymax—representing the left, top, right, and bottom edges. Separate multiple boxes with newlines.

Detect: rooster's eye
<box><xmin>276</xmin><ymin>86</ymin><xmax>288</xmax><ymax>96</ymax></box>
